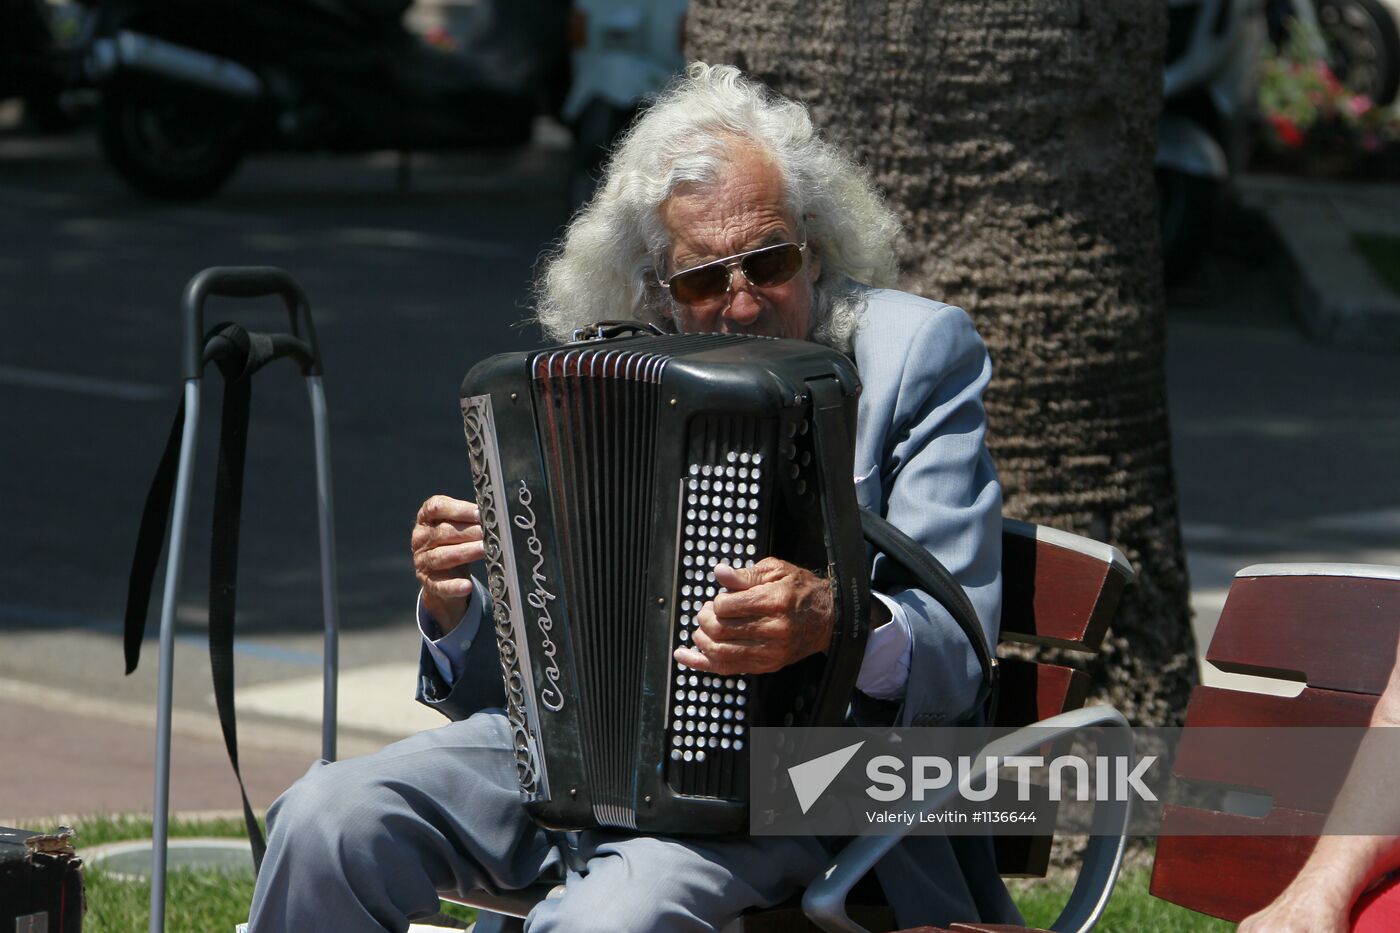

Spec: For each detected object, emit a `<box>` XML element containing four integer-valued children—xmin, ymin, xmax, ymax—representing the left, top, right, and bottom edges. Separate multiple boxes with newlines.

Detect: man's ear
<box><xmin>807</xmin><ymin>249</ymin><xmax>821</xmax><ymax>283</ymax></box>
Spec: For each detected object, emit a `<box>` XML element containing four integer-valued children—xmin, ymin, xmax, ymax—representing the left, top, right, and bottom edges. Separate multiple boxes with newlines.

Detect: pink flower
<box><xmin>1349</xmin><ymin>95</ymin><xmax>1374</xmax><ymax>117</ymax></box>
<box><xmin>1315</xmin><ymin>61</ymin><xmax>1344</xmax><ymax>94</ymax></box>
<box><xmin>1269</xmin><ymin>112</ymin><xmax>1306</xmax><ymax>149</ymax></box>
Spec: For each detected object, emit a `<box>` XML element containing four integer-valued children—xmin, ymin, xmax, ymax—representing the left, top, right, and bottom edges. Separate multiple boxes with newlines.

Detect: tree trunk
<box><xmin>688</xmin><ymin>0</ymin><xmax>1195</xmax><ymax>725</ymax></box>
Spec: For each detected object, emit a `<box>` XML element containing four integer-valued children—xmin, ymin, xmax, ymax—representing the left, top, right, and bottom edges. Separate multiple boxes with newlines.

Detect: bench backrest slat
<box><xmin>998</xmin><ymin>519</ymin><xmax>1131</xmax><ymax>654</ymax></box>
<box><xmin>992</xmin><ymin>520</ymin><xmax>1133</xmax><ymax>878</ymax></box>
<box><xmin>1205</xmin><ymin>569</ymin><xmax>1400</xmax><ymax>692</ymax></box>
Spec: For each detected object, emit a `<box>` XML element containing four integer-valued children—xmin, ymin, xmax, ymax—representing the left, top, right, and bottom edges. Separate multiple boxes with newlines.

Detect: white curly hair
<box><xmin>532</xmin><ymin>62</ymin><xmax>901</xmax><ymax>352</ymax></box>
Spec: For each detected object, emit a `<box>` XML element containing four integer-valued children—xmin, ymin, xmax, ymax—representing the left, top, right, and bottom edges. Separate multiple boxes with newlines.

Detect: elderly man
<box><xmin>248</xmin><ymin>63</ymin><xmax>1016</xmax><ymax>931</ymax></box>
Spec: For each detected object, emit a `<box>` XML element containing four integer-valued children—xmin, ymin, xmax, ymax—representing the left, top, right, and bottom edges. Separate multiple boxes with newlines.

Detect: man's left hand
<box><xmin>673</xmin><ymin>558</ymin><xmax>835</xmax><ymax>675</ymax></box>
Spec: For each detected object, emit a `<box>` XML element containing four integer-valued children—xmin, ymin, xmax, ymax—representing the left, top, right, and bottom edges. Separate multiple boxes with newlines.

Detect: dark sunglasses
<box><xmin>662</xmin><ymin>242</ymin><xmax>807</xmax><ymax>307</ymax></box>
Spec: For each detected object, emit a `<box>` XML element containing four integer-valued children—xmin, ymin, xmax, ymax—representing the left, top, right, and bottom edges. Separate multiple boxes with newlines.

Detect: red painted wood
<box><xmin>999</xmin><ymin>529</ymin><xmax>1127</xmax><ymax>652</ymax></box>
<box><xmin>1170</xmin><ymin>686</ymin><xmax>1377</xmax><ymax>812</ymax></box>
<box><xmin>1208</xmin><ymin>574</ymin><xmax>1400</xmax><ymax>693</ymax></box>
<box><xmin>1150</xmin><ymin>574</ymin><xmax>1396</xmax><ymax>922</ymax></box>
<box><xmin>993</xmin><ymin>659</ymin><xmax>1090</xmax><ymax>729</ymax></box>
<box><xmin>1151</xmin><ymin>808</ymin><xmax>1322</xmax><ymax>920</ymax></box>
<box><xmin>992</xmin><ymin>661</ymin><xmax>1088</xmax><ymax>878</ymax></box>
<box><xmin>1183</xmin><ymin>685</ymin><xmax>1377</xmax><ymax>729</ymax></box>
<box><xmin>989</xmin><ymin>525</ymin><xmax>1124</xmax><ymax>880</ymax></box>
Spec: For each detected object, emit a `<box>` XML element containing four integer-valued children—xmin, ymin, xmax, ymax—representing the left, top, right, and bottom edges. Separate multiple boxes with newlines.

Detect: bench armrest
<box><xmin>802</xmin><ymin>707</ymin><xmax>1135</xmax><ymax>933</ymax></box>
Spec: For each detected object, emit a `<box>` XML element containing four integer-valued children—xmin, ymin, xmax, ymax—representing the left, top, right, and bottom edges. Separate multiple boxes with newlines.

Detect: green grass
<box><xmin>63</xmin><ymin>815</ymin><xmax>474</xmax><ymax>932</ymax></box>
<box><xmin>1354</xmin><ymin>233</ymin><xmax>1400</xmax><ymax>298</ymax></box>
<box><xmin>69</xmin><ymin>815</ymin><xmax>254</xmax><ymax>933</ymax></box>
<box><xmin>1012</xmin><ymin>867</ymin><xmax>1233</xmax><ymax>932</ymax></box>
<box><xmin>61</xmin><ymin>815</ymin><xmax>1226</xmax><ymax>932</ymax></box>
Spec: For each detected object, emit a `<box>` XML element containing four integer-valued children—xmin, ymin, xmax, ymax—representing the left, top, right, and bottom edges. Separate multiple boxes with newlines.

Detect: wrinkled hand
<box><xmin>411</xmin><ymin>494</ymin><xmax>484</xmax><ymax>634</ymax></box>
<box><xmin>673</xmin><ymin>557</ymin><xmax>835</xmax><ymax>675</ymax></box>
<box><xmin>1237</xmin><ymin>871</ymin><xmax>1352</xmax><ymax>933</ymax></box>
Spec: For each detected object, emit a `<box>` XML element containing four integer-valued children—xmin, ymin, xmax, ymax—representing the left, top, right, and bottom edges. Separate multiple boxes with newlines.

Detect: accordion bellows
<box><xmin>460</xmin><ymin>332</ymin><xmax>870</xmax><ymax>834</ymax></box>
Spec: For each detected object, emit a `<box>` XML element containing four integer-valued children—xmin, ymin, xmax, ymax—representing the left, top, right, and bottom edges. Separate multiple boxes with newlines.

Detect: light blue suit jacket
<box><xmin>417</xmin><ymin>287</ymin><xmax>1018</xmax><ymax>925</ymax></box>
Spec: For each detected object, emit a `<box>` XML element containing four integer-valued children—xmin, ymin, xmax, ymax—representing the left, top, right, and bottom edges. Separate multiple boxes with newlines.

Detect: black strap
<box><xmin>208</xmin><ymin>333</ymin><xmax>267</xmax><ymax>871</ymax></box>
<box><xmin>123</xmin><ymin>403</ymin><xmax>186</xmax><ymax>675</ymax></box>
<box><xmin>124</xmin><ymin>322</ymin><xmax>280</xmax><ymax>873</ymax></box>
<box><xmin>859</xmin><ymin>508</ymin><xmax>999</xmax><ymax>724</ymax></box>
<box><xmin>805</xmin><ymin>378</ymin><xmax>873</xmax><ymax>726</ymax></box>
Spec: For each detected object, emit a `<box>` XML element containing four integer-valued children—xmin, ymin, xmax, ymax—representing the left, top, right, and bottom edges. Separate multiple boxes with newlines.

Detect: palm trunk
<box><xmin>689</xmin><ymin>0</ymin><xmax>1195</xmax><ymax>724</ymax></box>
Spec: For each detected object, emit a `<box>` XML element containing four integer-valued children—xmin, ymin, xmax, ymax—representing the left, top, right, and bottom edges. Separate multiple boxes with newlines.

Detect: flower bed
<box><xmin>1255</xmin><ymin>20</ymin><xmax>1400</xmax><ymax>178</ymax></box>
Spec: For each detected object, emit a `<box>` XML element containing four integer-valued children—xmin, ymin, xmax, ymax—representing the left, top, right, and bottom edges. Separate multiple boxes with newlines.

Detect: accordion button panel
<box><xmin>666</xmin><ymin>438</ymin><xmax>769</xmax><ymax>800</ymax></box>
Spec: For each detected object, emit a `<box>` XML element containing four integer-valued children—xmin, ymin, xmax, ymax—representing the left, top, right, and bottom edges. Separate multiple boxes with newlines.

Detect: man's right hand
<box><xmin>412</xmin><ymin>494</ymin><xmax>484</xmax><ymax>634</ymax></box>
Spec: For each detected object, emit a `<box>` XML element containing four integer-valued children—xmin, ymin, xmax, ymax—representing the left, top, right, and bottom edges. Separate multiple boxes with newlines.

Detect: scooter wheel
<box><xmin>1317</xmin><ymin>0</ymin><xmax>1400</xmax><ymax>107</ymax></box>
<box><xmin>99</xmin><ymin>77</ymin><xmax>246</xmax><ymax>201</ymax></box>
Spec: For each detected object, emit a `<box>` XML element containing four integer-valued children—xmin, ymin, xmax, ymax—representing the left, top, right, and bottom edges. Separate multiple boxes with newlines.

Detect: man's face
<box><xmin>658</xmin><ymin>147</ymin><xmax>820</xmax><ymax>340</ymax></box>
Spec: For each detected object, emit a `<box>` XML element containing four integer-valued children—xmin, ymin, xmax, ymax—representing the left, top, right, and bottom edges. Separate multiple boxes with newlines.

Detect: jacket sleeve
<box><xmin>862</xmin><ymin>304</ymin><xmax>1002</xmax><ymax>726</ymax></box>
<box><xmin>415</xmin><ymin>577</ymin><xmax>506</xmax><ymax>721</ymax></box>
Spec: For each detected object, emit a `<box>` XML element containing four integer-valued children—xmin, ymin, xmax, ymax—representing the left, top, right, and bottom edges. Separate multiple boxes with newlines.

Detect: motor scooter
<box><xmin>81</xmin><ymin>0</ymin><xmax>568</xmax><ymax>199</ymax></box>
<box><xmin>1157</xmin><ymin>0</ymin><xmax>1268</xmax><ymax>285</ymax></box>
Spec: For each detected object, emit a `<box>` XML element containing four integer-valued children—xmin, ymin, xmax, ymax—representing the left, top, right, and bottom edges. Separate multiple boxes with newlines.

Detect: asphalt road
<box><xmin>0</xmin><ymin>124</ymin><xmax>580</xmax><ymax>755</ymax></box>
<box><xmin>2</xmin><ymin>122</ymin><xmax>1398</xmax><ymax>819</ymax></box>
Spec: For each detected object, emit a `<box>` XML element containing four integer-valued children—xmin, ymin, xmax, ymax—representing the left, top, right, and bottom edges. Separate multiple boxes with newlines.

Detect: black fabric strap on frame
<box><xmin>123</xmin><ymin>322</ymin><xmax>287</xmax><ymax>873</ymax></box>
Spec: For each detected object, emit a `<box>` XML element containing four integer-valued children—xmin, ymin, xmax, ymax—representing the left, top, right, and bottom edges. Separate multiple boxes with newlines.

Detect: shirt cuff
<box><xmin>417</xmin><ymin>587</ymin><xmax>483</xmax><ymax>686</ymax></box>
<box><xmin>855</xmin><ymin>591</ymin><xmax>913</xmax><ymax>701</ymax></box>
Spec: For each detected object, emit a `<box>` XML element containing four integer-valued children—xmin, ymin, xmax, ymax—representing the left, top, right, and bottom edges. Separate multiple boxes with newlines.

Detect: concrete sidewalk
<box><xmin>1237</xmin><ymin>173</ymin><xmax>1400</xmax><ymax>347</ymax></box>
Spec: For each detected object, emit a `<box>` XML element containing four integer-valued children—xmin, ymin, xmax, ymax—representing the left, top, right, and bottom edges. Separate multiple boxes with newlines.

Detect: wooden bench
<box><xmin>803</xmin><ymin>562</ymin><xmax>1398</xmax><ymax>933</ymax></box>
<box><xmin>1149</xmin><ymin>563</ymin><xmax>1400</xmax><ymax>922</ymax></box>
<box><xmin>456</xmin><ymin>518</ymin><xmax>1136</xmax><ymax>933</ymax></box>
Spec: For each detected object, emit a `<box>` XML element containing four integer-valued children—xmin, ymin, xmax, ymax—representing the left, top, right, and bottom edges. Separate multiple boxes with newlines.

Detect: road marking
<box><xmin>0</xmin><ymin>364</ymin><xmax>169</xmax><ymax>403</ymax></box>
<box><xmin>1308</xmin><ymin>507</ymin><xmax>1400</xmax><ymax>535</ymax></box>
<box><xmin>232</xmin><ymin>663</ymin><xmax>443</xmax><ymax>738</ymax></box>
<box><xmin>0</xmin><ymin>602</ymin><xmax>322</xmax><ymax>667</ymax></box>
<box><xmin>331</xmin><ymin>226</ymin><xmax>515</xmax><ymax>257</ymax></box>
<box><xmin>0</xmin><ymin>676</ymin><xmax>383</xmax><ymax>759</ymax></box>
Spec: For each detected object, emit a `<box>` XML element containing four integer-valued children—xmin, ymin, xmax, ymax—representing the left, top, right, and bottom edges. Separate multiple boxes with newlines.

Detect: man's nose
<box><xmin>723</xmin><ymin>272</ymin><xmax>763</xmax><ymax>326</ymax></box>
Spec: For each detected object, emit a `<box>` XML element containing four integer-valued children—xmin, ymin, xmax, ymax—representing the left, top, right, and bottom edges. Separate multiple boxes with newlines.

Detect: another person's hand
<box><xmin>412</xmin><ymin>494</ymin><xmax>484</xmax><ymax>634</ymax></box>
<box><xmin>674</xmin><ymin>558</ymin><xmax>835</xmax><ymax>674</ymax></box>
<box><xmin>1237</xmin><ymin>867</ymin><xmax>1353</xmax><ymax>933</ymax></box>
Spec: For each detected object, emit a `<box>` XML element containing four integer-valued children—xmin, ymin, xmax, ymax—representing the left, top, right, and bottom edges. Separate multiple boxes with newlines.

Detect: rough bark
<box><xmin>689</xmin><ymin>0</ymin><xmax>1196</xmax><ymax>724</ymax></box>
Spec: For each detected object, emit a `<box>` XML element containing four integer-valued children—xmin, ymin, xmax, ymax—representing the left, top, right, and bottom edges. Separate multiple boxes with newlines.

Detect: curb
<box><xmin>1237</xmin><ymin>175</ymin><xmax>1400</xmax><ymax>349</ymax></box>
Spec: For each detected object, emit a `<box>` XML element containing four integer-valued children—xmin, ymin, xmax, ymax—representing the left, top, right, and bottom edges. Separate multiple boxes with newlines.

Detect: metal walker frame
<box><xmin>144</xmin><ymin>266</ymin><xmax>339</xmax><ymax>933</ymax></box>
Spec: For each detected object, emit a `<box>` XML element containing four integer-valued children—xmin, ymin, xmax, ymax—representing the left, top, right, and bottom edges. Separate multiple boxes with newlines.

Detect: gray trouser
<box><xmin>247</xmin><ymin>710</ymin><xmax>831</xmax><ymax>932</ymax></box>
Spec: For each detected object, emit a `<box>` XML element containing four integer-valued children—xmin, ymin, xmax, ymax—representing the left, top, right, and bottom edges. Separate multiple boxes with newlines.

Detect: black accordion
<box><xmin>459</xmin><ymin>330</ymin><xmax>871</xmax><ymax>835</ymax></box>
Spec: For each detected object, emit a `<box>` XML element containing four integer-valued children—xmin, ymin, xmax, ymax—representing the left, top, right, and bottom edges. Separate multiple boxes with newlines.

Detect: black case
<box><xmin>0</xmin><ymin>827</ymin><xmax>84</xmax><ymax>933</ymax></box>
